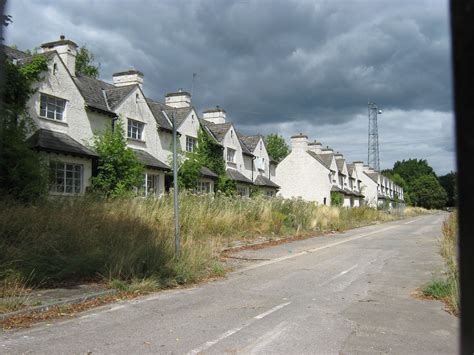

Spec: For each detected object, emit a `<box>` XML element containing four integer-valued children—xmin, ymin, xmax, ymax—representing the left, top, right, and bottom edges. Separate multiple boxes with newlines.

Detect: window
<box><xmin>40</xmin><ymin>94</ymin><xmax>66</xmax><ymax>121</ymax></box>
<box><xmin>265</xmin><ymin>190</ymin><xmax>275</xmax><ymax>197</ymax></box>
<box><xmin>140</xmin><ymin>173</ymin><xmax>160</xmax><ymax>197</ymax></box>
<box><xmin>237</xmin><ymin>185</ymin><xmax>248</xmax><ymax>197</ymax></box>
<box><xmin>196</xmin><ymin>181</ymin><xmax>212</xmax><ymax>194</ymax></box>
<box><xmin>186</xmin><ymin>136</ymin><xmax>197</xmax><ymax>152</ymax></box>
<box><xmin>53</xmin><ymin>63</ymin><xmax>58</xmax><ymax>75</ymax></box>
<box><xmin>49</xmin><ymin>161</ymin><xmax>82</xmax><ymax>194</ymax></box>
<box><xmin>227</xmin><ymin>148</ymin><xmax>236</xmax><ymax>163</ymax></box>
<box><xmin>338</xmin><ymin>175</ymin><xmax>343</xmax><ymax>186</ymax></box>
<box><xmin>127</xmin><ymin>119</ymin><xmax>144</xmax><ymax>140</ymax></box>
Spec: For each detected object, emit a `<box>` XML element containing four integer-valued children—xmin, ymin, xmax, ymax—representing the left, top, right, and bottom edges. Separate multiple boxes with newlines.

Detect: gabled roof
<box><xmin>254</xmin><ymin>175</ymin><xmax>280</xmax><ymax>188</ymax></box>
<box><xmin>200</xmin><ymin>120</ymin><xmax>233</xmax><ymax>142</ymax></box>
<box><xmin>226</xmin><ymin>168</ymin><xmax>253</xmax><ymax>184</ymax></box>
<box><xmin>335</xmin><ymin>159</ymin><xmax>347</xmax><ymax>176</ymax></box>
<box><xmin>306</xmin><ymin>151</ymin><xmax>331</xmax><ymax>171</ymax></box>
<box><xmin>364</xmin><ymin>171</ymin><xmax>380</xmax><ymax>184</ymax></box>
<box><xmin>200</xmin><ymin>166</ymin><xmax>218</xmax><ymax>179</ymax></box>
<box><xmin>163</xmin><ymin>107</ymin><xmax>193</xmax><ymax>128</ymax></box>
<box><xmin>146</xmin><ymin>99</ymin><xmax>173</xmax><ymax>131</ymax></box>
<box><xmin>73</xmin><ymin>74</ymin><xmax>116</xmax><ymax>116</ymax></box>
<box><xmin>105</xmin><ymin>85</ymin><xmax>137</xmax><ymax>110</ymax></box>
<box><xmin>238</xmin><ymin>134</ymin><xmax>261</xmax><ymax>152</ymax></box>
<box><xmin>131</xmin><ymin>149</ymin><xmax>170</xmax><ymax>170</ymax></box>
<box><xmin>27</xmin><ymin>129</ymin><xmax>97</xmax><ymax>158</ymax></box>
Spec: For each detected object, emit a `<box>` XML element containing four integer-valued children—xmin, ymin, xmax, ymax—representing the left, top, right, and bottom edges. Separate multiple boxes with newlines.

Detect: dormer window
<box><xmin>230</xmin><ymin>130</ymin><xmax>234</xmax><ymax>138</ymax></box>
<box><xmin>127</xmin><ymin>118</ymin><xmax>144</xmax><ymax>141</ymax></box>
<box><xmin>53</xmin><ymin>63</ymin><xmax>58</xmax><ymax>75</ymax></box>
<box><xmin>39</xmin><ymin>93</ymin><xmax>66</xmax><ymax>121</ymax></box>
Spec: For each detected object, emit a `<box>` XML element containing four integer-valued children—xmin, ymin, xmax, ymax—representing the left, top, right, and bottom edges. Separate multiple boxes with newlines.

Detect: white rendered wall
<box><xmin>177</xmin><ymin>109</ymin><xmax>200</xmax><ymax>153</ymax></box>
<box><xmin>275</xmin><ymin>150</ymin><xmax>331</xmax><ymax>204</ymax></box>
<box><xmin>114</xmin><ymin>87</ymin><xmax>168</xmax><ymax>164</ymax></box>
<box><xmin>28</xmin><ymin>53</ymin><xmax>112</xmax><ymax>147</ymax></box>
<box><xmin>221</xmin><ymin>125</ymin><xmax>249</xmax><ymax>179</ymax></box>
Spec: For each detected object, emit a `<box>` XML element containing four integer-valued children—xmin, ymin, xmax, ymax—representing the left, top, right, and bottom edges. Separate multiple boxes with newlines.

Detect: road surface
<box><xmin>0</xmin><ymin>213</ymin><xmax>458</xmax><ymax>354</ymax></box>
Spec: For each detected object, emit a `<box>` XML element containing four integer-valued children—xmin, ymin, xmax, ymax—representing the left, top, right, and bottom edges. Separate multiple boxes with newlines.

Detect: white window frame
<box><xmin>226</xmin><ymin>148</ymin><xmax>236</xmax><ymax>163</ymax></box>
<box><xmin>237</xmin><ymin>185</ymin><xmax>248</xmax><ymax>197</ymax></box>
<box><xmin>186</xmin><ymin>136</ymin><xmax>197</xmax><ymax>152</ymax></box>
<box><xmin>196</xmin><ymin>181</ymin><xmax>212</xmax><ymax>194</ymax></box>
<box><xmin>127</xmin><ymin>118</ymin><xmax>145</xmax><ymax>141</ymax></box>
<box><xmin>49</xmin><ymin>161</ymin><xmax>83</xmax><ymax>195</ymax></box>
<box><xmin>140</xmin><ymin>173</ymin><xmax>160</xmax><ymax>197</ymax></box>
<box><xmin>39</xmin><ymin>93</ymin><xmax>66</xmax><ymax>121</ymax></box>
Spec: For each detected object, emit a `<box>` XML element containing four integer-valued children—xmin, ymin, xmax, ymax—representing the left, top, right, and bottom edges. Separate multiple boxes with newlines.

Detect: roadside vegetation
<box><xmin>423</xmin><ymin>212</ymin><xmax>459</xmax><ymax>315</ymax></box>
<box><xmin>0</xmin><ymin>194</ymin><xmax>426</xmax><ymax>311</ymax></box>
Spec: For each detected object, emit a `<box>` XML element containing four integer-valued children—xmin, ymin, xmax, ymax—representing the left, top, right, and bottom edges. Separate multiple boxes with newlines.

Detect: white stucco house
<box><xmin>200</xmin><ymin>106</ymin><xmax>279</xmax><ymax>197</ymax></box>
<box><xmin>275</xmin><ymin>134</ymin><xmax>332</xmax><ymax>204</ymax></box>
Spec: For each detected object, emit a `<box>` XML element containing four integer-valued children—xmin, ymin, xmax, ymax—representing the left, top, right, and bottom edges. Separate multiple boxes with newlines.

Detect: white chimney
<box><xmin>113</xmin><ymin>70</ymin><xmax>144</xmax><ymax>88</ymax></box>
<box><xmin>307</xmin><ymin>140</ymin><xmax>322</xmax><ymax>154</ymax></box>
<box><xmin>203</xmin><ymin>106</ymin><xmax>226</xmax><ymax>124</ymax></box>
<box><xmin>165</xmin><ymin>89</ymin><xmax>191</xmax><ymax>108</ymax></box>
<box><xmin>334</xmin><ymin>152</ymin><xmax>344</xmax><ymax>160</ymax></box>
<box><xmin>320</xmin><ymin>147</ymin><xmax>334</xmax><ymax>155</ymax></box>
<box><xmin>41</xmin><ymin>35</ymin><xmax>78</xmax><ymax>76</ymax></box>
<box><xmin>290</xmin><ymin>133</ymin><xmax>308</xmax><ymax>152</ymax></box>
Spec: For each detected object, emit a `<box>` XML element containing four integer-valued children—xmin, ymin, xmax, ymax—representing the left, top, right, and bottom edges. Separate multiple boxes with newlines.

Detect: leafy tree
<box><xmin>392</xmin><ymin>159</ymin><xmax>435</xmax><ymax>187</ymax></box>
<box><xmin>90</xmin><ymin>120</ymin><xmax>143</xmax><ymax>197</ymax></box>
<box><xmin>410</xmin><ymin>175</ymin><xmax>447</xmax><ymax>209</ymax></box>
<box><xmin>438</xmin><ymin>171</ymin><xmax>457</xmax><ymax>206</ymax></box>
<box><xmin>76</xmin><ymin>46</ymin><xmax>100</xmax><ymax>78</ymax></box>
<box><xmin>0</xmin><ymin>55</ymin><xmax>49</xmax><ymax>202</ymax></box>
<box><xmin>265</xmin><ymin>134</ymin><xmax>289</xmax><ymax>162</ymax></box>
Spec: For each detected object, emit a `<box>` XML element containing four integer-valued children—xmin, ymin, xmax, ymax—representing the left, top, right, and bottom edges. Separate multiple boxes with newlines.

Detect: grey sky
<box><xmin>5</xmin><ymin>0</ymin><xmax>455</xmax><ymax>174</ymax></box>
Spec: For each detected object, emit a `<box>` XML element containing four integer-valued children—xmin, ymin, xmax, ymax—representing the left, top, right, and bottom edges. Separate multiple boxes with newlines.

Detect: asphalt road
<box><xmin>1</xmin><ymin>213</ymin><xmax>458</xmax><ymax>354</ymax></box>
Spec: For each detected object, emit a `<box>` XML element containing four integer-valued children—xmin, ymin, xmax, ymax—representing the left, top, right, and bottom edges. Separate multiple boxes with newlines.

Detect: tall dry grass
<box><xmin>0</xmin><ymin>193</ymin><xmax>417</xmax><ymax>288</ymax></box>
<box><xmin>440</xmin><ymin>212</ymin><xmax>459</xmax><ymax>313</ymax></box>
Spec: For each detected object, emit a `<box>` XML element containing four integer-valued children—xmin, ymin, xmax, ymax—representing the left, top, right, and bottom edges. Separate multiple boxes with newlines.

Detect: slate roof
<box><xmin>364</xmin><ymin>171</ymin><xmax>380</xmax><ymax>184</ymax></box>
<box><xmin>343</xmin><ymin>188</ymin><xmax>354</xmax><ymax>196</ymax></box>
<box><xmin>146</xmin><ymin>99</ymin><xmax>173</xmax><ymax>131</ymax></box>
<box><xmin>306</xmin><ymin>151</ymin><xmax>332</xmax><ymax>171</ymax></box>
<box><xmin>254</xmin><ymin>175</ymin><xmax>280</xmax><ymax>188</ymax></box>
<box><xmin>200</xmin><ymin>120</ymin><xmax>233</xmax><ymax>142</ymax></box>
<box><xmin>226</xmin><ymin>169</ymin><xmax>253</xmax><ymax>184</ymax></box>
<box><xmin>331</xmin><ymin>186</ymin><xmax>344</xmax><ymax>193</ymax></box>
<box><xmin>27</xmin><ymin>129</ymin><xmax>97</xmax><ymax>158</ymax></box>
<box><xmin>105</xmin><ymin>85</ymin><xmax>137</xmax><ymax>110</ymax></box>
<box><xmin>1</xmin><ymin>45</ymin><xmax>29</xmax><ymax>60</ymax></box>
<box><xmin>200</xmin><ymin>166</ymin><xmax>218</xmax><ymax>179</ymax></box>
<box><xmin>315</xmin><ymin>153</ymin><xmax>335</xmax><ymax>171</ymax></box>
<box><xmin>335</xmin><ymin>159</ymin><xmax>347</xmax><ymax>176</ymax></box>
<box><xmin>238</xmin><ymin>134</ymin><xmax>261</xmax><ymax>152</ymax></box>
<box><xmin>73</xmin><ymin>74</ymin><xmax>116</xmax><ymax>115</ymax></box>
<box><xmin>164</xmin><ymin>107</ymin><xmax>193</xmax><ymax>128</ymax></box>
<box><xmin>131</xmin><ymin>149</ymin><xmax>170</xmax><ymax>170</ymax></box>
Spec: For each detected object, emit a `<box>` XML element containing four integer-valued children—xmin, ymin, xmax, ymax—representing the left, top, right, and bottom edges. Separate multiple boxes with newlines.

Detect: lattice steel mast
<box><xmin>367</xmin><ymin>101</ymin><xmax>382</xmax><ymax>171</ymax></box>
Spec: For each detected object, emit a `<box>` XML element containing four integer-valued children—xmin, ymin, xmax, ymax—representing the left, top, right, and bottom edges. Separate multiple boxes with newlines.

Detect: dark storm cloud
<box><xmin>5</xmin><ymin>0</ymin><xmax>455</xmax><ymax>173</ymax></box>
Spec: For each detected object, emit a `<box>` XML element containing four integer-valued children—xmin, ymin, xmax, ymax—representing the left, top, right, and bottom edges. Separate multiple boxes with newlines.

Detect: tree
<box><xmin>90</xmin><ymin>120</ymin><xmax>144</xmax><ymax>197</ymax></box>
<box><xmin>392</xmin><ymin>159</ymin><xmax>435</xmax><ymax>186</ymax></box>
<box><xmin>410</xmin><ymin>175</ymin><xmax>448</xmax><ymax>209</ymax></box>
<box><xmin>438</xmin><ymin>171</ymin><xmax>457</xmax><ymax>207</ymax></box>
<box><xmin>265</xmin><ymin>134</ymin><xmax>289</xmax><ymax>162</ymax></box>
<box><xmin>0</xmin><ymin>55</ymin><xmax>49</xmax><ymax>202</ymax></box>
<box><xmin>75</xmin><ymin>46</ymin><xmax>100</xmax><ymax>78</ymax></box>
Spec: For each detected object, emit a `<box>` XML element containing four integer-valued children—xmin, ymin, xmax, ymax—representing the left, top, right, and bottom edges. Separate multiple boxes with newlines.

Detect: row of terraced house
<box><xmin>5</xmin><ymin>36</ymin><xmax>403</xmax><ymax>207</ymax></box>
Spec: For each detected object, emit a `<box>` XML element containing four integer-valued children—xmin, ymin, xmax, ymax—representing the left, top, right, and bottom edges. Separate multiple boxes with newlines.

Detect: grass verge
<box><xmin>422</xmin><ymin>212</ymin><xmax>459</xmax><ymax>315</ymax></box>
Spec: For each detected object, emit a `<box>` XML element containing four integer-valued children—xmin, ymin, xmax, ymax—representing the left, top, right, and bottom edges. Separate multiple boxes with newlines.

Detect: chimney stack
<box><xmin>307</xmin><ymin>140</ymin><xmax>322</xmax><ymax>154</ymax></box>
<box><xmin>113</xmin><ymin>70</ymin><xmax>144</xmax><ymax>88</ymax></box>
<box><xmin>290</xmin><ymin>133</ymin><xmax>308</xmax><ymax>152</ymax></box>
<box><xmin>41</xmin><ymin>35</ymin><xmax>78</xmax><ymax>76</ymax></box>
<box><xmin>165</xmin><ymin>89</ymin><xmax>191</xmax><ymax>108</ymax></box>
<box><xmin>203</xmin><ymin>106</ymin><xmax>227</xmax><ymax>124</ymax></box>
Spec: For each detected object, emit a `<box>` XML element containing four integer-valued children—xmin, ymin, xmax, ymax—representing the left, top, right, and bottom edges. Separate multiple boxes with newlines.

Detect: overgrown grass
<box><xmin>423</xmin><ymin>212</ymin><xmax>459</xmax><ymax>315</ymax></box>
<box><xmin>0</xmin><ymin>193</ymin><xmax>422</xmax><ymax>295</ymax></box>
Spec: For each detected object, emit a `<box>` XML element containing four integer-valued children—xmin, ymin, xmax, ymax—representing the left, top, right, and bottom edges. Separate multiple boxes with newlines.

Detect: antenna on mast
<box><xmin>191</xmin><ymin>73</ymin><xmax>197</xmax><ymax>97</ymax></box>
<box><xmin>368</xmin><ymin>101</ymin><xmax>382</xmax><ymax>171</ymax></box>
